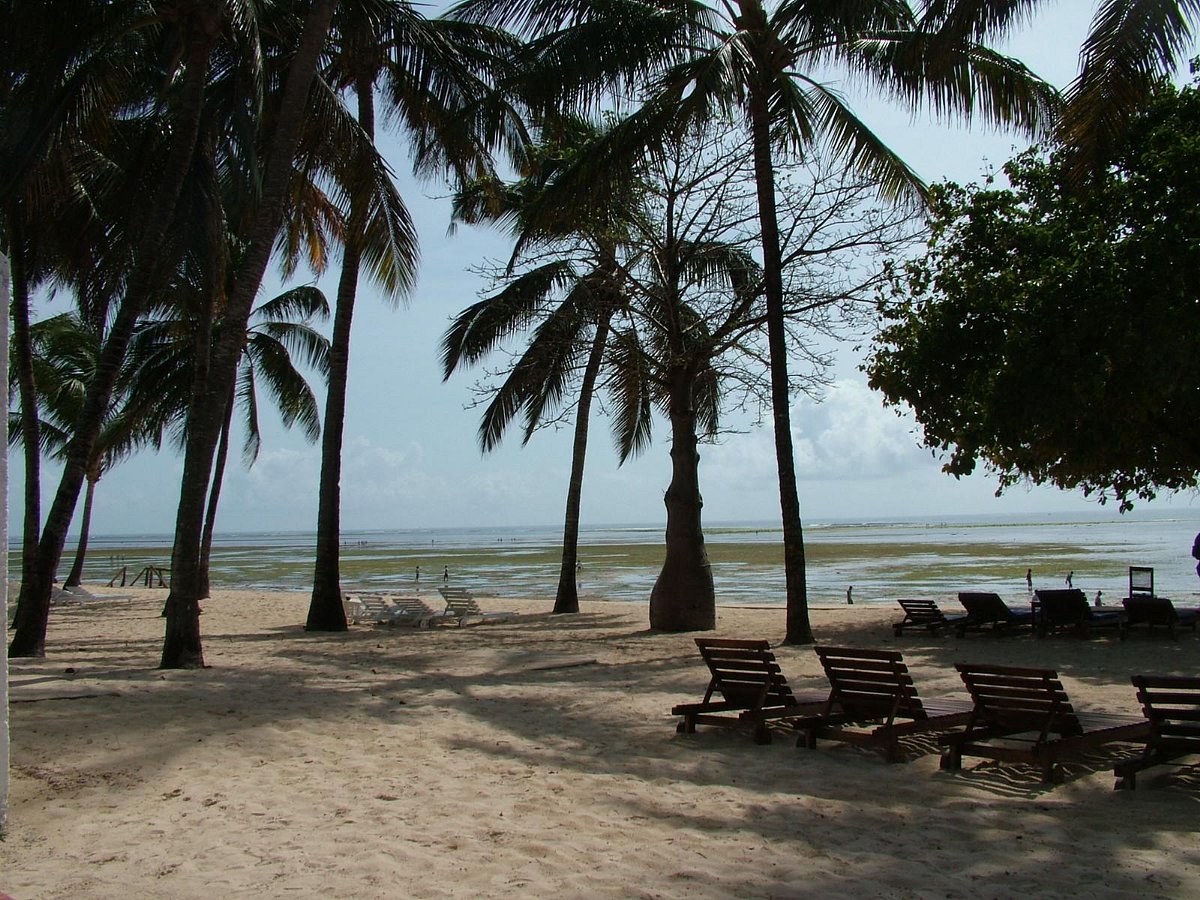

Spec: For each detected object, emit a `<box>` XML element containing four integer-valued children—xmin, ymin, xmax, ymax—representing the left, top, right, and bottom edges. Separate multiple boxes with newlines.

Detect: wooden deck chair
<box><xmin>671</xmin><ymin>638</ymin><xmax>827</xmax><ymax>745</ymax></box>
<box><xmin>1032</xmin><ymin>588</ymin><xmax>1121</xmax><ymax>637</ymax></box>
<box><xmin>1120</xmin><ymin>596</ymin><xmax>1199</xmax><ymax>640</ymax></box>
<box><xmin>1114</xmin><ymin>675</ymin><xmax>1200</xmax><ymax>789</ymax></box>
<box><xmin>790</xmin><ymin>647</ymin><xmax>973</xmax><ymax>762</ymax></box>
<box><xmin>434</xmin><ymin>586</ymin><xmax>515</xmax><ymax>626</ymax></box>
<box><xmin>956</xmin><ymin>592</ymin><xmax>1035</xmax><ymax>636</ymax></box>
<box><xmin>892</xmin><ymin>599</ymin><xmax>967</xmax><ymax>636</ymax></box>
<box><xmin>940</xmin><ymin>663</ymin><xmax>1151</xmax><ymax>784</ymax></box>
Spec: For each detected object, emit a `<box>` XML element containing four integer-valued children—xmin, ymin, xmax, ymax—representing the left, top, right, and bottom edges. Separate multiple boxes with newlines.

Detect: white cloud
<box><xmin>791</xmin><ymin>379</ymin><xmax>931</xmax><ymax>481</ymax></box>
<box><xmin>704</xmin><ymin>377</ymin><xmax>932</xmax><ymax>493</ymax></box>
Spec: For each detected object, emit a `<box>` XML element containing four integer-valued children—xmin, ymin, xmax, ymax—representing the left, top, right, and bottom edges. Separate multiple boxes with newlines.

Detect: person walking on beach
<box><xmin>1025</xmin><ymin>568</ymin><xmax>1033</xmax><ymax>592</ymax></box>
<box><xmin>415</xmin><ymin>565</ymin><xmax>421</xmax><ymax>582</ymax></box>
<box><xmin>1065</xmin><ymin>570</ymin><xmax>1073</xmax><ymax>588</ymax></box>
<box><xmin>443</xmin><ymin>566</ymin><xmax>449</xmax><ymax>582</ymax></box>
<box><xmin>1192</xmin><ymin>532</ymin><xmax>1200</xmax><ymax>581</ymax></box>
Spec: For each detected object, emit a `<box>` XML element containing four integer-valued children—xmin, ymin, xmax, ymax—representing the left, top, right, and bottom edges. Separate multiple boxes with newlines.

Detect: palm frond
<box><xmin>440</xmin><ymin>259</ymin><xmax>579</xmax><ymax>376</ymax></box>
<box><xmin>603</xmin><ymin>324</ymin><xmax>654</xmax><ymax>463</ymax></box>
<box><xmin>1060</xmin><ymin>0</ymin><xmax>1200</xmax><ymax>176</ymax></box>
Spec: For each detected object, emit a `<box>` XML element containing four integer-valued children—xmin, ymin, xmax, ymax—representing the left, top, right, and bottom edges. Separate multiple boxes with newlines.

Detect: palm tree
<box><xmin>453</xmin><ymin>0</ymin><xmax>1058</xmax><ymax>641</ymax></box>
<box><xmin>447</xmin><ymin>129</ymin><xmax>797</xmax><ymax>629</ymax></box>
<box><xmin>305</xmin><ymin>1</ymin><xmax>521</xmax><ymax>632</ymax></box>
<box><xmin>160</xmin><ymin>0</ymin><xmax>339</xmax><ymax>668</ymax></box>
<box><xmin>0</xmin><ymin>0</ymin><xmax>145</xmax><ymax>633</ymax></box>
<box><xmin>443</xmin><ymin>115</ymin><xmax>644</xmax><ymax>615</ymax></box>
<box><xmin>8</xmin><ymin>314</ymin><xmax>162</xmax><ymax>589</ymax></box>
<box><xmin>130</xmin><ymin>287</ymin><xmax>330</xmax><ymax>597</ymax></box>
<box><xmin>6</xmin><ymin>0</ymin><xmax>269</xmax><ymax>658</ymax></box>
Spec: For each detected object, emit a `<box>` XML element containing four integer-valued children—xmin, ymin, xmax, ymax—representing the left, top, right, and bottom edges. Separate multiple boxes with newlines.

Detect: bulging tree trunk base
<box><xmin>649</xmin><ymin>552</ymin><xmax>715</xmax><ymax>632</ymax></box>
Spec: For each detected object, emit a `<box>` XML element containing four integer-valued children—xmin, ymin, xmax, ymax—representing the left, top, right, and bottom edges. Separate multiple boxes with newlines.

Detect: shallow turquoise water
<box><xmin>18</xmin><ymin>510</ymin><xmax>1200</xmax><ymax>607</ymax></box>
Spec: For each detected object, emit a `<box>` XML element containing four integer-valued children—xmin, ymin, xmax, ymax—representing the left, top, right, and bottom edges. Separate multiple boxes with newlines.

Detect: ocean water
<box><xmin>16</xmin><ymin>509</ymin><xmax>1200</xmax><ymax>607</ymax></box>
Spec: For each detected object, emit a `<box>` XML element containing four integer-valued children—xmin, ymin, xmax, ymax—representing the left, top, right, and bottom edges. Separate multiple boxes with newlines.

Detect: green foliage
<box><xmin>866</xmin><ymin>81</ymin><xmax>1200</xmax><ymax>510</ymax></box>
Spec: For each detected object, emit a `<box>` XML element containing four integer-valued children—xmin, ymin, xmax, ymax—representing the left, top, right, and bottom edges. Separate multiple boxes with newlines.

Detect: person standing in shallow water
<box><xmin>1025</xmin><ymin>568</ymin><xmax>1033</xmax><ymax>592</ymax></box>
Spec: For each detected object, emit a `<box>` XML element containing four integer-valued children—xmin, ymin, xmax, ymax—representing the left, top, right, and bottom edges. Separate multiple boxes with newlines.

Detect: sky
<box><xmin>14</xmin><ymin>3</ymin><xmax>1200</xmax><ymax>537</ymax></box>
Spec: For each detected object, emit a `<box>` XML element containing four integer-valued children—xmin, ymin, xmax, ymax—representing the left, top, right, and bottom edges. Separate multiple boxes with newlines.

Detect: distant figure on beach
<box><xmin>1065</xmin><ymin>570</ymin><xmax>1073</xmax><ymax>588</ymax></box>
<box><xmin>443</xmin><ymin>566</ymin><xmax>449</xmax><ymax>582</ymax></box>
<box><xmin>1094</xmin><ymin>590</ymin><xmax>1103</xmax><ymax>608</ymax></box>
<box><xmin>1192</xmin><ymin>532</ymin><xmax>1200</xmax><ymax>581</ymax></box>
<box><xmin>415</xmin><ymin>565</ymin><xmax>421</xmax><ymax>582</ymax></box>
<box><xmin>846</xmin><ymin>585</ymin><xmax>854</xmax><ymax>605</ymax></box>
<box><xmin>1025</xmin><ymin>568</ymin><xmax>1033</xmax><ymax>592</ymax></box>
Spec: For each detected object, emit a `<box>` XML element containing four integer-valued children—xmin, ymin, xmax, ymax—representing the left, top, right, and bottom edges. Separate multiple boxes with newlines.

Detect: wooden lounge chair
<box><xmin>671</xmin><ymin>638</ymin><xmax>827</xmax><ymax>745</ymax></box>
<box><xmin>1033</xmin><ymin>588</ymin><xmax>1121</xmax><ymax>637</ymax></box>
<box><xmin>434</xmin><ymin>586</ymin><xmax>515</xmax><ymax>626</ymax></box>
<box><xmin>892</xmin><ymin>599</ymin><xmax>967</xmax><ymax>636</ymax></box>
<box><xmin>790</xmin><ymin>647</ymin><xmax>973</xmax><ymax>762</ymax></box>
<box><xmin>1120</xmin><ymin>596</ymin><xmax>1199</xmax><ymax>640</ymax></box>
<box><xmin>1114</xmin><ymin>675</ymin><xmax>1200</xmax><ymax>789</ymax></box>
<box><xmin>940</xmin><ymin>663</ymin><xmax>1151</xmax><ymax>783</ymax></box>
<box><xmin>955</xmin><ymin>592</ymin><xmax>1035</xmax><ymax>636</ymax></box>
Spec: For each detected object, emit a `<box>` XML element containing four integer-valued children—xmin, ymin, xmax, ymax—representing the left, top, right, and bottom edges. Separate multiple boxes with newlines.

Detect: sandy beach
<box><xmin>3</xmin><ymin>587</ymin><xmax>1197</xmax><ymax>899</ymax></box>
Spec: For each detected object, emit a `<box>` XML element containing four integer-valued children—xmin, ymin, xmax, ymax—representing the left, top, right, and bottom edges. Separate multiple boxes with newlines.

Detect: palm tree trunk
<box><xmin>7</xmin><ymin>231</ymin><xmax>41</xmax><ymax>589</ymax></box>
<box><xmin>199</xmin><ymin>383</ymin><xmax>237</xmax><ymax>600</ymax></box>
<box><xmin>747</xmin><ymin>87</ymin><xmax>813</xmax><ymax>645</ymax></box>
<box><xmin>161</xmin><ymin>0</ymin><xmax>338</xmax><ymax>668</ymax></box>
<box><xmin>10</xmin><ymin>35</ymin><xmax>216</xmax><ymax>658</ymax></box>
<box><xmin>63</xmin><ymin>474</ymin><xmax>98</xmax><ymax>588</ymax></box>
<box><xmin>552</xmin><ymin>313</ymin><xmax>611</xmax><ymax>614</ymax></box>
<box><xmin>649</xmin><ymin>370</ymin><xmax>715</xmax><ymax>631</ymax></box>
<box><xmin>308</xmin><ymin>72</ymin><xmax>374</xmax><ymax>632</ymax></box>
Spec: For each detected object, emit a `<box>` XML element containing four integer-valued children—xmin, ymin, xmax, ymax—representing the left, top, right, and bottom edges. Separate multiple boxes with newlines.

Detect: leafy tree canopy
<box><xmin>866</xmin><ymin>75</ymin><xmax>1200</xmax><ymax>511</ymax></box>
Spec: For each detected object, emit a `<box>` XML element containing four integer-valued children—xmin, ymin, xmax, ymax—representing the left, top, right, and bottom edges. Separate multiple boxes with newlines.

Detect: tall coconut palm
<box><xmin>130</xmin><ymin>286</ymin><xmax>330</xmax><ymax>597</ymax></box>
<box><xmin>160</xmin><ymin>0</ymin><xmax>339</xmax><ymax>668</ymax></box>
<box><xmin>304</xmin><ymin>1</ymin><xmax>522</xmax><ymax>632</ymax></box>
<box><xmin>8</xmin><ymin>313</ymin><xmax>164</xmax><ymax>588</ymax></box>
<box><xmin>453</xmin><ymin>0</ymin><xmax>1058</xmax><ymax>640</ymax></box>
<box><xmin>0</xmin><ymin>0</ymin><xmax>150</xmax><ymax>633</ymax></box>
<box><xmin>443</xmin><ymin>115</ymin><xmax>645</xmax><ymax>615</ymax></box>
<box><xmin>7</xmin><ymin>0</ymin><xmax>270</xmax><ymax>658</ymax></box>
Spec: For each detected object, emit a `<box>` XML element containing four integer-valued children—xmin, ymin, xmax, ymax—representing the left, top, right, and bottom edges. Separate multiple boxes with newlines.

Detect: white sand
<box><xmin>3</xmin><ymin>587</ymin><xmax>1197</xmax><ymax>899</ymax></box>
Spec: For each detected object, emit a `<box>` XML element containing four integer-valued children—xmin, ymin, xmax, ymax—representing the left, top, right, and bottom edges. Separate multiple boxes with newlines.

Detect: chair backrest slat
<box><xmin>696</xmin><ymin>638</ymin><xmax>796</xmax><ymax>708</ymax></box>
<box><xmin>1132</xmin><ymin>675</ymin><xmax>1200</xmax><ymax>751</ymax></box>
<box><xmin>957</xmin><ymin>663</ymin><xmax>1081</xmax><ymax>735</ymax></box>
<box><xmin>816</xmin><ymin>646</ymin><xmax>925</xmax><ymax>719</ymax></box>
